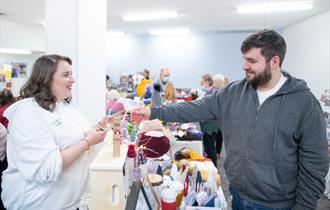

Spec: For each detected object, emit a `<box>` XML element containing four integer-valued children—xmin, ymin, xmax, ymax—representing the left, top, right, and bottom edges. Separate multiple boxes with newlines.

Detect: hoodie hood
<box><xmin>277</xmin><ymin>71</ymin><xmax>309</xmax><ymax>95</ymax></box>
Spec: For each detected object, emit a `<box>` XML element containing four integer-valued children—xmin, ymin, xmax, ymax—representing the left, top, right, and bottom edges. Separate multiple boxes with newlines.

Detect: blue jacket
<box><xmin>151</xmin><ymin>71</ymin><xmax>329</xmax><ymax>209</ymax></box>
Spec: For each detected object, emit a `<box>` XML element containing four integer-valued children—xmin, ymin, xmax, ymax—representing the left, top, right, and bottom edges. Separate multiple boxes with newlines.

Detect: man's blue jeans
<box><xmin>230</xmin><ymin>188</ymin><xmax>292</xmax><ymax>210</ymax></box>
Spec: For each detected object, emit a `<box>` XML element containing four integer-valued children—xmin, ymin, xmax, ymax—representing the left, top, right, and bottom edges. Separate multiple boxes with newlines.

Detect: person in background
<box><xmin>151</xmin><ymin>82</ymin><xmax>163</xmax><ymax>108</ymax></box>
<box><xmin>212</xmin><ymin>74</ymin><xmax>229</xmax><ymax>157</ymax></box>
<box><xmin>0</xmin><ymin>89</ymin><xmax>16</xmax><ymax>128</ymax></box>
<box><xmin>0</xmin><ymin>88</ymin><xmax>16</xmax><ymax>210</ymax></box>
<box><xmin>106</xmin><ymin>74</ymin><xmax>112</xmax><ymax>91</ymax></box>
<box><xmin>1</xmin><ymin>54</ymin><xmax>114</xmax><ymax>210</ymax></box>
<box><xmin>160</xmin><ymin>68</ymin><xmax>176</xmax><ymax>104</ymax></box>
<box><xmin>190</xmin><ymin>90</ymin><xmax>199</xmax><ymax>100</ymax></box>
<box><xmin>199</xmin><ymin>74</ymin><xmax>220</xmax><ymax>166</ymax></box>
<box><xmin>133</xmin><ymin>29</ymin><xmax>329</xmax><ymax>210</ymax></box>
<box><xmin>106</xmin><ymin>89</ymin><xmax>125</xmax><ymax>115</ymax></box>
<box><xmin>141</xmin><ymin>69</ymin><xmax>150</xmax><ymax>80</ymax></box>
<box><xmin>0</xmin><ymin>124</ymin><xmax>7</xmax><ymax>210</ymax></box>
<box><xmin>0</xmin><ymin>89</ymin><xmax>14</xmax><ymax>210</ymax></box>
<box><xmin>213</xmin><ymin>74</ymin><xmax>229</xmax><ymax>90</ymax></box>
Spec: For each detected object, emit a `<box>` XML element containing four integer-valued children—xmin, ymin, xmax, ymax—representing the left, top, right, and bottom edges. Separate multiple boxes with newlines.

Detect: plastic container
<box><xmin>161</xmin><ymin>188</ymin><xmax>177</xmax><ymax>210</ymax></box>
<box><xmin>168</xmin><ymin>180</ymin><xmax>184</xmax><ymax>207</ymax></box>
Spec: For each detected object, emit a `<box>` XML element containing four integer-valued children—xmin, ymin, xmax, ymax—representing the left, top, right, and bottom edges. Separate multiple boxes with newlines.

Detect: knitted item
<box><xmin>137</xmin><ymin>150</ymin><xmax>147</xmax><ymax>165</ymax></box>
<box><xmin>138</xmin><ymin>131</ymin><xmax>170</xmax><ymax>158</ymax></box>
<box><xmin>127</xmin><ymin>144</ymin><xmax>137</xmax><ymax>158</ymax></box>
<box><xmin>139</xmin><ymin>119</ymin><xmax>163</xmax><ymax>134</ymax></box>
<box><xmin>106</xmin><ymin>101</ymin><xmax>125</xmax><ymax>115</ymax></box>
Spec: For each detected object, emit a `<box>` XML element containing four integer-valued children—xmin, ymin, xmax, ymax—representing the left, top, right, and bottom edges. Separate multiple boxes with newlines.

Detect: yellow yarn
<box><xmin>136</xmin><ymin>80</ymin><xmax>152</xmax><ymax>97</ymax></box>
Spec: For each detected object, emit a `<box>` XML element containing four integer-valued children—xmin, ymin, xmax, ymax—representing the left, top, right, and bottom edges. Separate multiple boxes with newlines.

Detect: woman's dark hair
<box><xmin>0</xmin><ymin>89</ymin><xmax>16</xmax><ymax>107</ymax></box>
<box><xmin>19</xmin><ymin>54</ymin><xmax>72</xmax><ymax>111</ymax></box>
<box><xmin>241</xmin><ymin>29</ymin><xmax>286</xmax><ymax>67</ymax></box>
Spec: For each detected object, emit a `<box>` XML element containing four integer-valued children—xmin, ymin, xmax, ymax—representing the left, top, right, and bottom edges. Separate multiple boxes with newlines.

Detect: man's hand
<box><xmin>132</xmin><ymin>106</ymin><xmax>151</xmax><ymax>122</ymax></box>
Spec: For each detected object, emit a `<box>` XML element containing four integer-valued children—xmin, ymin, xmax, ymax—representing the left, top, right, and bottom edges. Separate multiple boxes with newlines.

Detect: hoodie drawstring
<box><xmin>273</xmin><ymin>94</ymin><xmax>287</xmax><ymax>149</ymax></box>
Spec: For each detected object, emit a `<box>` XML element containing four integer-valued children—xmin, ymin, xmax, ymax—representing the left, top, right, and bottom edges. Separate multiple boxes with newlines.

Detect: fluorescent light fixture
<box><xmin>237</xmin><ymin>2</ymin><xmax>314</xmax><ymax>13</ymax></box>
<box><xmin>149</xmin><ymin>28</ymin><xmax>190</xmax><ymax>36</ymax></box>
<box><xmin>108</xmin><ymin>31</ymin><xmax>126</xmax><ymax>38</ymax></box>
<box><xmin>0</xmin><ymin>48</ymin><xmax>32</xmax><ymax>55</ymax></box>
<box><xmin>123</xmin><ymin>11</ymin><xmax>179</xmax><ymax>21</ymax></box>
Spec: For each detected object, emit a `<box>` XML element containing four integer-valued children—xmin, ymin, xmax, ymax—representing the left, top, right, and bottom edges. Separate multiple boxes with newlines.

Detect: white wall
<box><xmin>0</xmin><ymin>20</ymin><xmax>45</xmax><ymax>96</ymax></box>
<box><xmin>282</xmin><ymin>11</ymin><xmax>330</xmax><ymax>98</ymax></box>
<box><xmin>106</xmin><ymin>32</ymin><xmax>250</xmax><ymax>89</ymax></box>
<box><xmin>0</xmin><ymin>20</ymin><xmax>45</xmax><ymax>51</ymax></box>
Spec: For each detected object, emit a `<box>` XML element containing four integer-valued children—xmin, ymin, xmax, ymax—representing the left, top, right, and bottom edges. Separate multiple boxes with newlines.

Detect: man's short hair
<box><xmin>241</xmin><ymin>29</ymin><xmax>286</xmax><ymax>67</ymax></box>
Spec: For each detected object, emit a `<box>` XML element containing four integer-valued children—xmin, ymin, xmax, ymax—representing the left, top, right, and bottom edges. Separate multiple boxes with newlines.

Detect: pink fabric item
<box><xmin>139</xmin><ymin>119</ymin><xmax>163</xmax><ymax>134</ymax></box>
<box><xmin>106</xmin><ymin>101</ymin><xmax>125</xmax><ymax>114</ymax></box>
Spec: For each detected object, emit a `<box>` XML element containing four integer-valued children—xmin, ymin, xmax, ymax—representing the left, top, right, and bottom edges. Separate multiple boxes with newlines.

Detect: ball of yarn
<box><xmin>127</xmin><ymin>144</ymin><xmax>137</xmax><ymax>158</ymax></box>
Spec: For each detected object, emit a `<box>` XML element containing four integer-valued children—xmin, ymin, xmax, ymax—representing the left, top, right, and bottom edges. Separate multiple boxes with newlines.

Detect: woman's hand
<box><xmin>98</xmin><ymin>110</ymin><xmax>125</xmax><ymax>130</ymax></box>
<box><xmin>85</xmin><ymin>128</ymin><xmax>107</xmax><ymax>146</ymax></box>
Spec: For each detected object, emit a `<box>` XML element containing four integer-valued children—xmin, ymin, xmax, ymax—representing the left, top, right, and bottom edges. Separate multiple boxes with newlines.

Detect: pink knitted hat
<box><xmin>139</xmin><ymin>119</ymin><xmax>163</xmax><ymax>134</ymax></box>
<box><xmin>106</xmin><ymin>101</ymin><xmax>125</xmax><ymax>115</ymax></box>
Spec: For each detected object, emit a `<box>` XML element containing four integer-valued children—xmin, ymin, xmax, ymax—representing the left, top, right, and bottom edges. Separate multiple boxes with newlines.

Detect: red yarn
<box><xmin>127</xmin><ymin>144</ymin><xmax>137</xmax><ymax>158</ymax></box>
<box><xmin>138</xmin><ymin>131</ymin><xmax>170</xmax><ymax>158</ymax></box>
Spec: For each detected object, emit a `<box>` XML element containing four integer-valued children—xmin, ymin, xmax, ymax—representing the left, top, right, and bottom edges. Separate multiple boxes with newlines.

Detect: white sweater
<box><xmin>2</xmin><ymin>98</ymin><xmax>93</xmax><ymax>210</ymax></box>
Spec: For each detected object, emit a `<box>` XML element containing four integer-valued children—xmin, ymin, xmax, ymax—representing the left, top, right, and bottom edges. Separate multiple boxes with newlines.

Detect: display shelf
<box><xmin>89</xmin><ymin>133</ymin><xmax>129</xmax><ymax>210</ymax></box>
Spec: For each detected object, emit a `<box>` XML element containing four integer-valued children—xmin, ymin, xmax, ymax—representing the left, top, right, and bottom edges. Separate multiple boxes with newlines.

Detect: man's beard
<box><xmin>246</xmin><ymin>63</ymin><xmax>272</xmax><ymax>88</ymax></box>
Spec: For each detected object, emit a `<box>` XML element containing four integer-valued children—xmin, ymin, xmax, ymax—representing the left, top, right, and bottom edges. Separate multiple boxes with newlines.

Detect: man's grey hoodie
<box><xmin>150</xmin><ymin>71</ymin><xmax>329</xmax><ymax>209</ymax></box>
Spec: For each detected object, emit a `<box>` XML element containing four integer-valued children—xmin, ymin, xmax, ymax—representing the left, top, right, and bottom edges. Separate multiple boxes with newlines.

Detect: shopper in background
<box><xmin>141</xmin><ymin>68</ymin><xmax>150</xmax><ymax>80</ymax></box>
<box><xmin>0</xmin><ymin>124</ymin><xmax>7</xmax><ymax>210</ymax></box>
<box><xmin>212</xmin><ymin>74</ymin><xmax>228</xmax><ymax>157</ymax></box>
<box><xmin>213</xmin><ymin>74</ymin><xmax>229</xmax><ymax>90</ymax></box>
<box><xmin>160</xmin><ymin>68</ymin><xmax>176</xmax><ymax>104</ymax></box>
<box><xmin>199</xmin><ymin>73</ymin><xmax>220</xmax><ymax>166</ymax></box>
<box><xmin>1</xmin><ymin>54</ymin><xmax>112</xmax><ymax>210</ymax></box>
<box><xmin>0</xmin><ymin>89</ymin><xmax>15</xmax><ymax>209</ymax></box>
<box><xmin>133</xmin><ymin>29</ymin><xmax>329</xmax><ymax>210</ymax></box>
<box><xmin>0</xmin><ymin>88</ymin><xmax>16</xmax><ymax>128</ymax></box>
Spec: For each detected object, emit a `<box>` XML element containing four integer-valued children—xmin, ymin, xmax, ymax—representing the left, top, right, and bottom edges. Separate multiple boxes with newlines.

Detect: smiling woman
<box><xmin>1</xmin><ymin>54</ymin><xmax>112</xmax><ymax>210</ymax></box>
<box><xmin>18</xmin><ymin>55</ymin><xmax>73</xmax><ymax>111</ymax></box>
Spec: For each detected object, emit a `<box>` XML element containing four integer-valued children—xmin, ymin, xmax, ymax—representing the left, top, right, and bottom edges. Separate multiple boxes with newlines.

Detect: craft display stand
<box><xmin>90</xmin><ymin>132</ymin><xmax>129</xmax><ymax>210</ymax></box>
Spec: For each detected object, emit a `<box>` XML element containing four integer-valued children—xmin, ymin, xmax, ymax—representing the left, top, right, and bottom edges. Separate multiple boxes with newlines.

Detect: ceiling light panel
<box><xmin>123</xmin><ymin>11</ymin><xmax>179</xmax><ymax>21</ymax></box>
<box><xmin>149</xmin><ymin>28</ymin><xmax>190</xmax><ymax>36</ymax></box>
<box><xmin>237</xmin><ymin>2</ymin><xmax>314</xmax><ymax>14</ymax></box>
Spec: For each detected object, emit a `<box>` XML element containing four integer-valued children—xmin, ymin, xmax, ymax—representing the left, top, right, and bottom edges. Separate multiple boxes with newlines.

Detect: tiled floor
<box><xmin>217</xmin><ymin>157</ymin><xmax>330</xmax><ymax>210</ymax></box>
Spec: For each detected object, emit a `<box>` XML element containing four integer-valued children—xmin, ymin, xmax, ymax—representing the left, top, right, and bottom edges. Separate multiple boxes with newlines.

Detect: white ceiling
<box><xmin>0</xmin><ymin>0</ymin><xmax>329</xmax><ymax>34</ymax></box>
